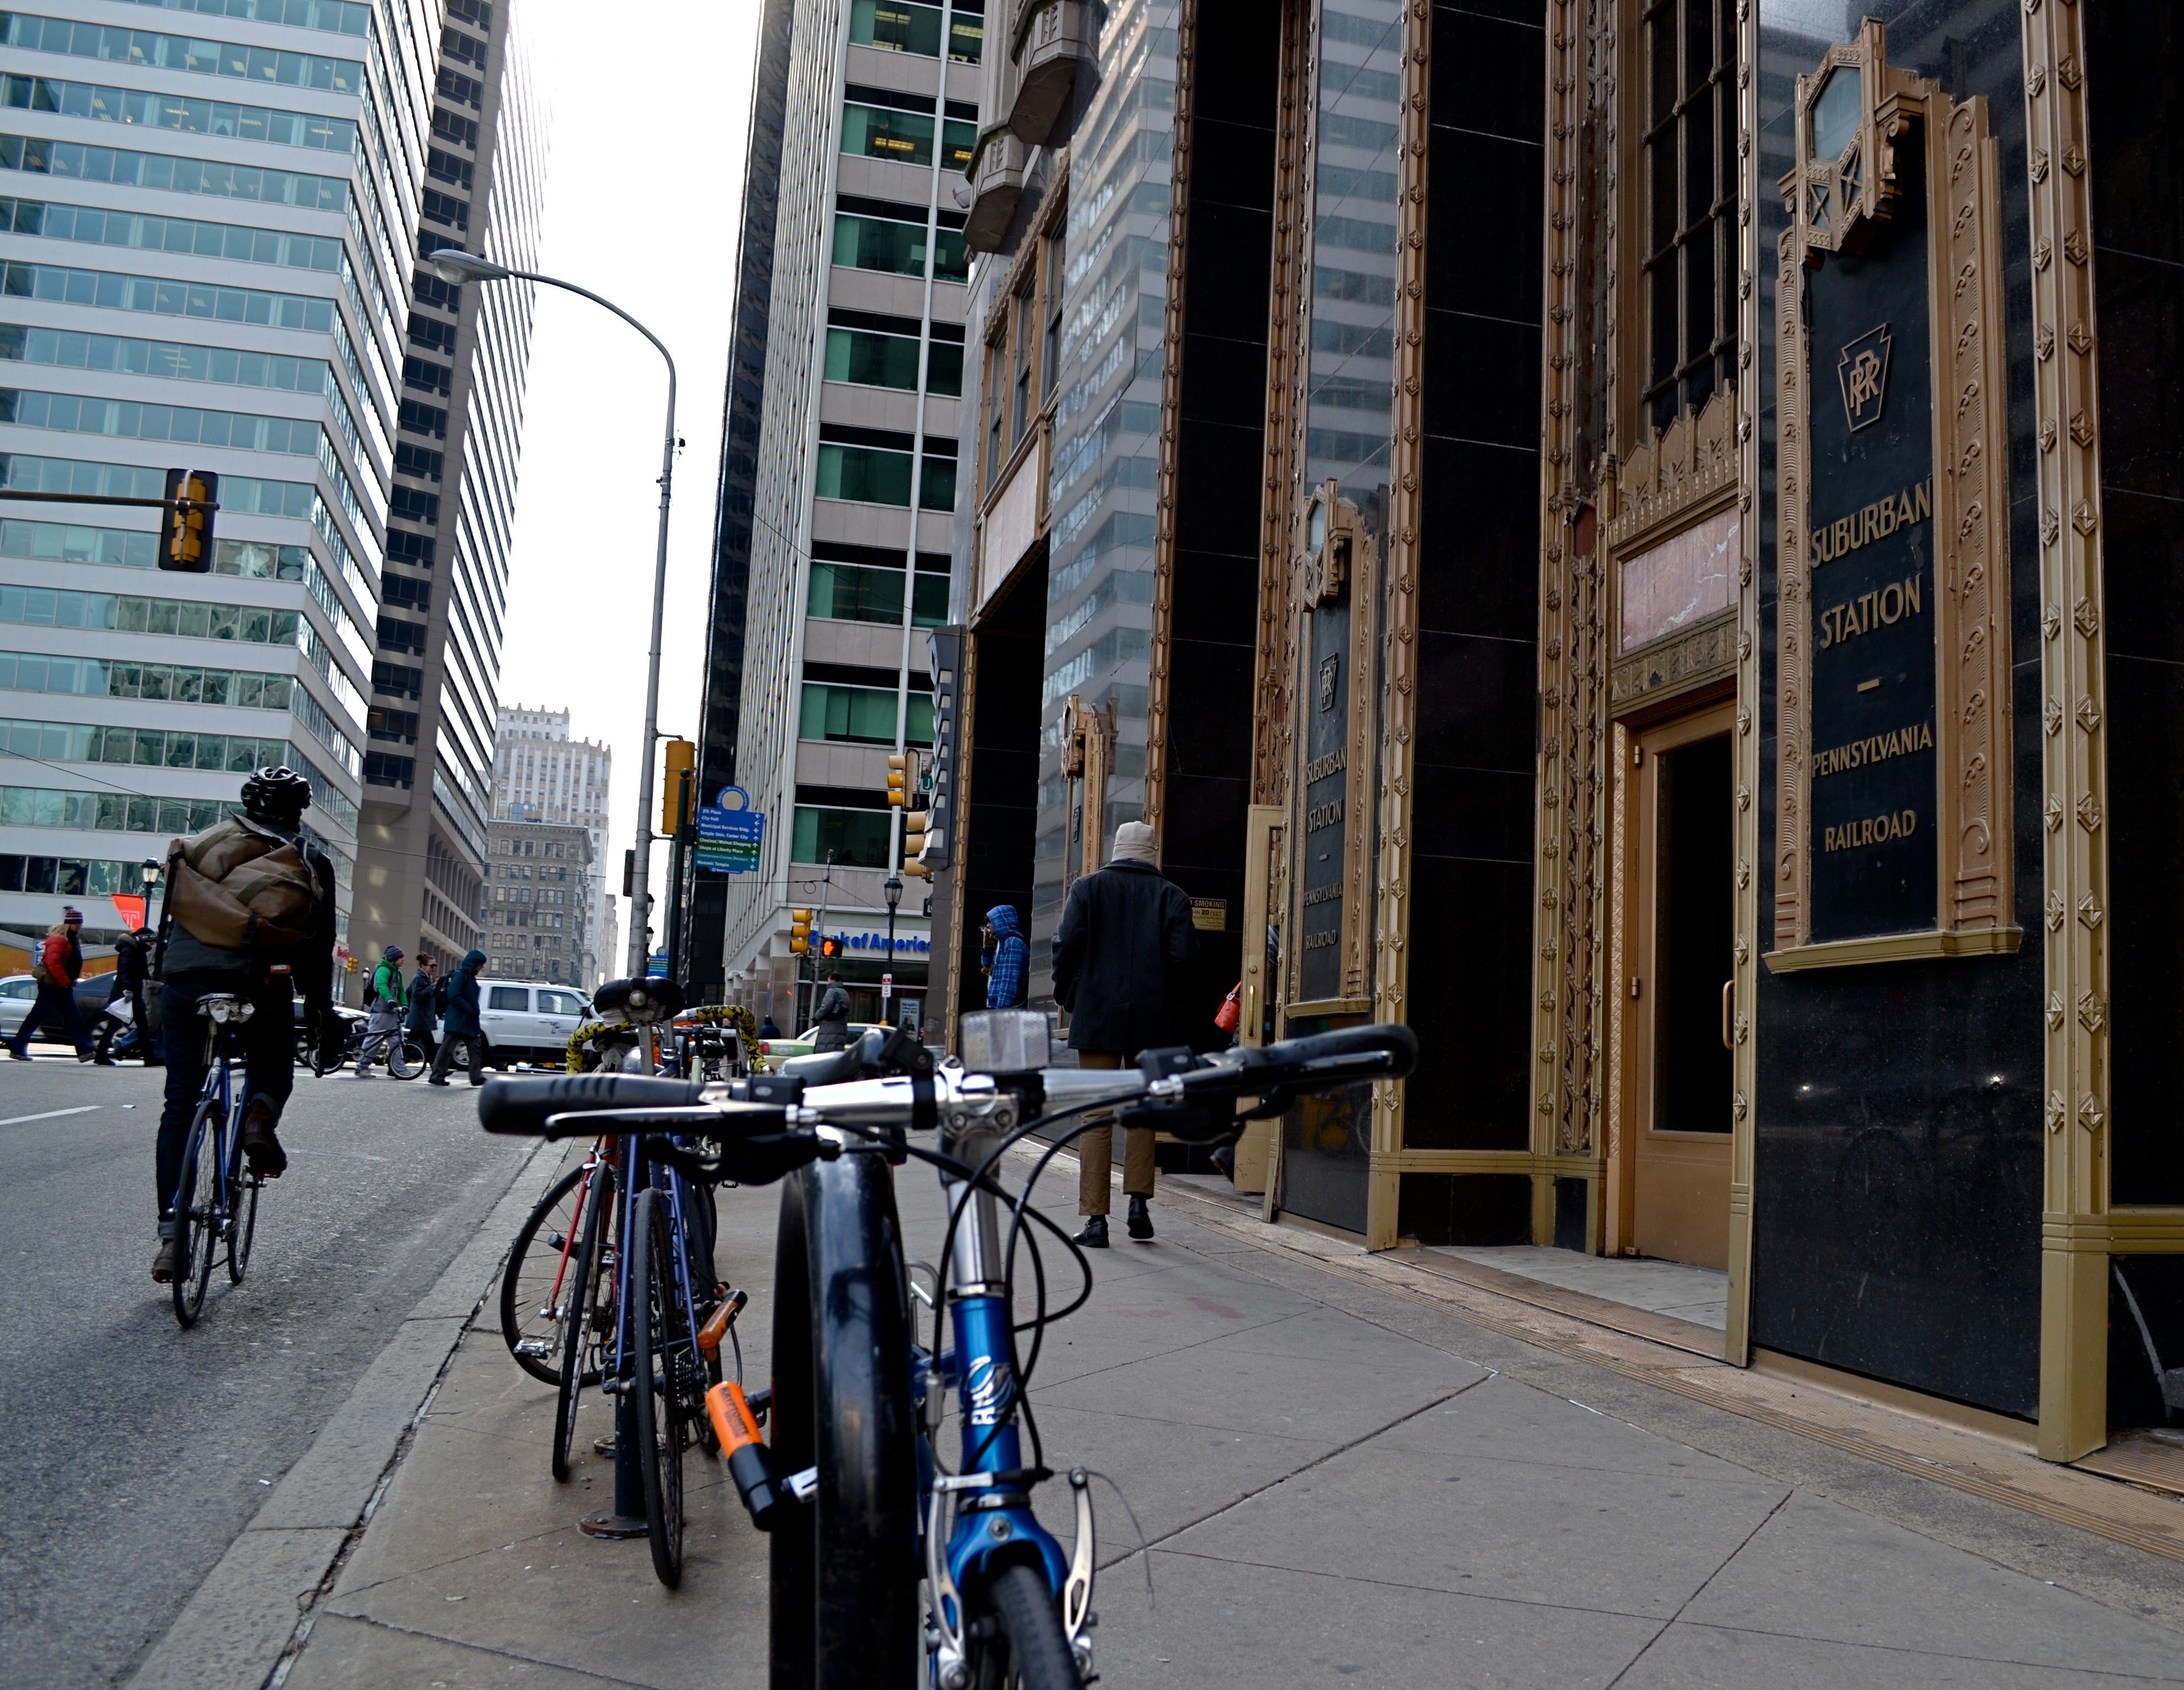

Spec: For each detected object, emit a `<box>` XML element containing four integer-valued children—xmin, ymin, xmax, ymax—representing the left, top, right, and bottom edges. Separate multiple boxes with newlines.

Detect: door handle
<box><xmin>1721</xmin><ymin>979</ymin><xmax>1735</xmax><ymax>1051</ymax></box>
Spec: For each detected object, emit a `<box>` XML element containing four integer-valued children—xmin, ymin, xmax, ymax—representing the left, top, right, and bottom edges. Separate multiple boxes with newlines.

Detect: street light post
<box><xmin>882</xmin><ymin>871</ymin><xmax>903</xmax><ymax>1026</ymax></box>
<box><xmin>428</xmin><ymin>247</ymin><xmax>676</xmax><ymax>981</ymax></box>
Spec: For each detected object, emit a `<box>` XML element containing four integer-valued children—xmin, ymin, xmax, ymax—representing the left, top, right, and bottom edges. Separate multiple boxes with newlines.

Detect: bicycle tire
<box><xmin>500</xmin><ymin>1162</ymin><xmax>591</xmax><ymax>1386</ymax></box>
<box><xmin>387</xmin><ymin>1037</ymin><xmax>417</xmax><ymax>1080</ymax></box>
<box><xmin>975</xmin><ymin>1562</ymin><xmax>1083</xmax><ymax>1690</ymax></box>
<box><xmin>631</xmin><ymin>1185</ymin><xmax>687</xmax><ymax>1589</ymax></box>
<box><xmin>552</xmin><ymin>1158</ymin><xmax>610</xmax><ymax>1483</ymax></box>
<box><xmin>171</xmin><ymin>1101</ymin><xmax>220</xmax><ymax>1327</ymax></box>
<box><xmin>225</xmin><ymin>1121</ymin><xmax>258</xmax><ymax>1285</ymax></box>
<box><xmin>768</xmin><ymin>1151</ymin><xmax>917</xmax><ymax>1688</ymax></box>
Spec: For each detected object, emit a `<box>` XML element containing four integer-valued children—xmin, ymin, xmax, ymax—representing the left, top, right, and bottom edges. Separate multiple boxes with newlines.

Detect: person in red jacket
<box><xmin>8</xmin><ymin>907</ymin><xmax>91</xmax><ymax>1061</ymax></box>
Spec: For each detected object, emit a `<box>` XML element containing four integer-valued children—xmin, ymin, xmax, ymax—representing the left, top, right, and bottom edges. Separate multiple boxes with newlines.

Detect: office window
<box><xmin>842</xmin><ymin>103</ymin><xmax>936</xmax><ymax>167</ymax></box>
<box><xmin>808</xmin><ymin>558</ymin><xmax>906</xmax><ymax>625</ymax></box>
<box><xmin>1010</xmin><ymin>272</ymin><xmax>1035</xmax><ymax>445</ymax></box>
<box><xmin>948</xmin><ymin>6</ymin><xmax>982</xmax><ymax>63</ymax></box>
<box><xmin>833</xmin><ymin>211</ymin><xmax>926</xmax><ymax>277</ymax></box>
<box><xmin>792</xmin><ymin>805</ymin><xmax>891</xmax><ymax>868</ymax></box>
<box><xmin>816</xmin><ymin>441</ymin><xmax>912</xmax><ymax>507</ymax></box>
<box><xmin>800</xmin><ymin>682</ymin><xmax>899</xmax><ymax>744</ymax></box>
<box><xmin>983</xmin><ymin>337</ymin><xmax>1006</xmax><ymax>491</ymax></box>
<box><xmin>850</xmin><ymin>0</ymin><xmax>943</xmax><ymax>56</ymax></box>
<box><xmin>1643</xmin><ymin>0</ymin><xmax>1737</xmax><ymax>429</ymax></box>
<box><xmin>926</xmin><ymin>339</ymin><xmax>962</xmax><ymax>397</ymax></box>
<box><xmin>919</xmin><ymin>456</ymin><xmax>956</xmax><ymax>512</ymax></box>
<box><xmin>825</xmin><ymin>325</ymin><xmax>922</xmax><ymax>391</ymax></box>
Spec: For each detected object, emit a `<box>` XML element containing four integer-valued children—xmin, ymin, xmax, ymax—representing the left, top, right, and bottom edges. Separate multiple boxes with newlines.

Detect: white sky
<box><xmin>493</xmin><ymin>0</ymin><xmax>766</xmax><ymax>948</ymax></box>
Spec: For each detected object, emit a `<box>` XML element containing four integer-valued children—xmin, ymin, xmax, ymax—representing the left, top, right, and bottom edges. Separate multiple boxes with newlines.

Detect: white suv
<box><xmin>475</xmin><ymin>980</ymin><xmax>592</xmax><ymax>1068</ymax></box>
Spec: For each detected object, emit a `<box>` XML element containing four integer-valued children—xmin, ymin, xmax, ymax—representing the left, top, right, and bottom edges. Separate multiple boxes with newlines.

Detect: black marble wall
<box><xmin>2088</xmin><ymin>3</ymin><xmax>2184</xmax><ymax>1211</ymax></box>
<box><xmin>1162</xmin><ymin>0</ymin><xmax>1281</xmax><ymax>1046</ymax></box>
<box><xmin>1753</xmin><ymin>0</ymin><xmax>2044</xmax><ymax>1419</ymax></box>
<box><xmin>1401</xmin><ymin>0</ymin><xmax>1544</xmax><ymax>1178</ymax></box>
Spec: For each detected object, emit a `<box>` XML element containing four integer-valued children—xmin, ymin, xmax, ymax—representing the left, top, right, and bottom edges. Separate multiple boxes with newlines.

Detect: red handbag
<box><xmin>1213</xmin><ymin>982</ymin><xmax>1242</xmax><ymax>1034</ymax></box>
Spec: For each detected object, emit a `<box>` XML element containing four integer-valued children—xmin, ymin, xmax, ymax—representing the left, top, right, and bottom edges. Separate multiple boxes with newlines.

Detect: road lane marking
<box><xmin>0</xmin><ymin>1105</ymin><xmax>102</xmax><ymax>1127</ymax></box>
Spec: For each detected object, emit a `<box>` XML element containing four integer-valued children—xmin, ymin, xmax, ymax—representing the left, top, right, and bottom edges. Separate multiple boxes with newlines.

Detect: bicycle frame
<box><xmin>603</xmin><ymin>1134</ymin><xmax>710</xmax><ymax>1405</ymax></box>
<box><xmin>919</xmin><ymin>1127</ymin><xmax>1094</xmax><ymax>1688</ymax></box>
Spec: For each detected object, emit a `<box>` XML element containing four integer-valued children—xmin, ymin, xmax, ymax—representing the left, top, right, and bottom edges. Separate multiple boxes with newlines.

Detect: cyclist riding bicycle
<box><xmin>150</xmin><ymin>766</ymin><xmax>340</xmax><ymax>1283</ymax></box>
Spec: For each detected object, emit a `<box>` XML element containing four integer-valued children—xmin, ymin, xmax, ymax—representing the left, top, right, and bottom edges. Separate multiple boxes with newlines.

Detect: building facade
<box><xmin>477</xmin><ymin>809</ymin><xmax>588</xmax><ymax>986</ymax></box>
<box><xmin>700</xmin><ymin>0</ymin><xmax>984</xmax><ymax>1030</ymax></box>
<box><xmin>945</xmin><ymin>0</ymin><xmax>2184</xmax><ymax>1459</ymax></box>
<box><xmin>0</xmin><ymin>0</ymin><xmax>439</xmax><ymax>952</ymax></box>
<box><xmin>346</xmin><ymin>0</ymin><xmax>542</xmax><ymax>992</ymax></box>
<box><xmin>489</xmin><ymin>701</ymin><xmax>609</xmax><ymax>986</ymax></box>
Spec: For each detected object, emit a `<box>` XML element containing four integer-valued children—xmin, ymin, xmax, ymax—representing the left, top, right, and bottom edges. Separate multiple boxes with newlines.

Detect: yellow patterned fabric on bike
<box><xmin>167</xmin><ymin>817</ymin><xmax>320</xmax><ymax>951</ymax></box>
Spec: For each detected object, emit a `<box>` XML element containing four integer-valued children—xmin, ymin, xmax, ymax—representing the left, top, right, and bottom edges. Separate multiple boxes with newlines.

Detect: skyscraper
<box><xmin>346</xmin><ymin>0</ymin><xmax>542</xmax><ymax>986</ymax></box>
<box><xmin>698</xmin><ymin>0</ymin><xmax>982</xmax><ymax>1028</ymax></box>
<box><xmin>0</xmin><ymin>0</ymin><xmax>428</xmax><ymax>952</ymax></box>
<box><xmin>489</xmin><ymin>700</ymin><xmax>610</xmax><ymax>987</ymax></box>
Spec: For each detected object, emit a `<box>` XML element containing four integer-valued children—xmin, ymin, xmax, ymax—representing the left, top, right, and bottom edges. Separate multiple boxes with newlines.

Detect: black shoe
<box><xmin>1126</xmin><ymin>1195</ymin><xmax>1154</xmax><ymax>1241</ymax></box>
<box><xmin>1072</xmin><ymin>1215</ymin><xmax>1110</xmax><ymax>1248</ymax></box>
<box><xmin>7</xmin><ymin>1049</ymin><xmax>30</xmax><ymax>1062</ymax></box>
<box><xmin>427</xmin><ymin>1077</ymin><xmax>450</xmax><ymax>1087</ymax></box>
<box><xmin>240</xmin><ymin>1097</ymin><xmax>287</xmax><ymax>1179</ymax></box>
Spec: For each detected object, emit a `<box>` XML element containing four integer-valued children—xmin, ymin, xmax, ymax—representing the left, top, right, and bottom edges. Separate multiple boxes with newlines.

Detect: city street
<box><xmin>0</xmin><ymin>1053</ymin><xmax>538</xmax><ymax>1689</ymax></box>
<box><xmin>117</xmin><ymin>1123</ymin><xmax>2183</xmax><ymax>1690</ymax></box>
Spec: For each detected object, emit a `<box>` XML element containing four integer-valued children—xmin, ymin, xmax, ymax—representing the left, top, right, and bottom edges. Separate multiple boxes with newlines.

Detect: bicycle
<box><xmin>168</xmin><ymin>992</ymin><xmax>268</xmax><ymax>1327</ymax></box>
<box><xmin>350</xmin><ymin>1027</ymin><xmax>422</xmax><ymax>1079</ymax></box>
<box><xmin>478</xmin><ymin>1012</ymin><xmax>1417</xmax><ymax>1687</ymax></box>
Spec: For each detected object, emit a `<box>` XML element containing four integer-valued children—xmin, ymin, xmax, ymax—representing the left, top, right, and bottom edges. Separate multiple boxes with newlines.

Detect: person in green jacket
<box><xmin>354</xmin><ymin>944</ymin><xmax>407</xmax><ymax>1077</ymax></box>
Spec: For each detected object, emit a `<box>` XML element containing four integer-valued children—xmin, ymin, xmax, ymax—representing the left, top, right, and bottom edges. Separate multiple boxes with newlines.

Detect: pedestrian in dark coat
<box><xmin>8</xmin><ymin>908</ymin><xmax>91</xmax><ymax>1061</ymax></box>
<box><xmin>427</xmin><ymin>948</ymin><xmax>488</xmax><ymax>1087</ymax></box>
<box><xmin>811</xmin><ymin>970</ymin><xmax>851</xmax><ymax>1053</ymax></box>
<box><xmin>405</xmin><ymin>954</ymin><xmax>439</xmax><ymax>1065</ymax></box>
<box><xmin>91</xmin><ymin>928</ymin><xmax>155</xmax><ymax>1065</ymax></box>
<box><xmin>1052</xmin><ymin>821</ymin><xmax>1195</xmax><ymax>1246</ymax></box>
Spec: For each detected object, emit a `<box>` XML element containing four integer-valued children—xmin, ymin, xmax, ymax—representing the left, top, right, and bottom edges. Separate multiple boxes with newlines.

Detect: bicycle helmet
<box><xmin>241</xmin><ymin>765</ymin><xmax>311</xmax><ymax>825</ymax></box>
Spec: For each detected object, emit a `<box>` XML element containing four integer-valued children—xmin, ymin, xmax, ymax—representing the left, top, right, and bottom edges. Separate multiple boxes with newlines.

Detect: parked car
<box><xmin>0</xmin><ymin>969</ymin><xmax>122</xmax><ymax>1044</ymax></box>
<box><xmin>476</xmin><ymin>980</ymin><xmax>593</xmax><ymax>1069</ymax></box>
<box><xmin>761</xmin><ymin>1021</ymin><xmax>884</xmax><ymax>1073</ymax></box>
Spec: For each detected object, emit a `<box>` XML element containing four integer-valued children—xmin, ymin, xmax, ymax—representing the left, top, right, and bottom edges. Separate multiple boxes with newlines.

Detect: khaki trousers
<box><xmin>1075</xmin><ymin>1050</ymin><xmax>1157</xmax><ymax>1214</ymax></box>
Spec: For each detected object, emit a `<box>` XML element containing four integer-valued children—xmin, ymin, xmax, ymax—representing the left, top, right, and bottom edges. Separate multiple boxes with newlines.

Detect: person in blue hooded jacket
<box><xmin>427</xmin><ymin>948</ymin><xmax>488</xmax><ymax>1087</ymax></box>
<box><xmin>982</xmin><ymin>904</ymin><xmax>1028</xmax><ymax>1009</ymax></box>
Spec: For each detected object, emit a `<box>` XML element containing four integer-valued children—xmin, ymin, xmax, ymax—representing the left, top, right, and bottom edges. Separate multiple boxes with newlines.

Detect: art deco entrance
<box><xmin>1615</xmin><ymin>702</ymin><xmax>1735</xmax><ymax>1271</ymax></box>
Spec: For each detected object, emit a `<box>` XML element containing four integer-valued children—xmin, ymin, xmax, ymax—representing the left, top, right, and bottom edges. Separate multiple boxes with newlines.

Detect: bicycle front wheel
<box><xmin>171</xmin><ymin>1103</ymin><xmax>221</xmax><ymax>1327</ymax></box>
<box><xmin>972</xmin><ymin>1563</ymin><xmax>1084</xmax><ymax>1690</ymax></box>
<box><xmin>631</xmin><ymin>1185</ymin><xmax>688</xmax><ymax>1589</ymax></box>
<box><xmin>501</xmin><ymin>1162</ymin><xmax>590</xmax><ymax>1386</ymax></box>
<box><xmin>388</xmin><ymin>1037</ymin><xmax>420</xmax><ymax>1080</ymax></box>
<box><xmin>552</xmin><ymin>1157</ymin><xmax>610</xmax><ymax>1483</ymax></box>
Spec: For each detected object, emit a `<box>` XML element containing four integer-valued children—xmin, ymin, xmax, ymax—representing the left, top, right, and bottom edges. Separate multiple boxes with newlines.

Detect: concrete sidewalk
<box><xmin>268</xmin><ymin>1146</ymin><xmax>2184</xmax><ymax>1689</ymax></box>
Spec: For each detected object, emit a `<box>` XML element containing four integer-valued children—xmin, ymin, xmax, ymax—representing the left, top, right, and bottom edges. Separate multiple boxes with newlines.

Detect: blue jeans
<box><xmin>9</xmin><ymin>983</ymin><xmax>88</xmax><ymax>1056</ymax></box>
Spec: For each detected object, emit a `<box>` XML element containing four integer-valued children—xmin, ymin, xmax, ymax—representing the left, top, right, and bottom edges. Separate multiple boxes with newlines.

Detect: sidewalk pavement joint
<box><xmin>126</xmin><ymin>1136</ymin><xmax>562</xmax><ymax>1690</ymax></box>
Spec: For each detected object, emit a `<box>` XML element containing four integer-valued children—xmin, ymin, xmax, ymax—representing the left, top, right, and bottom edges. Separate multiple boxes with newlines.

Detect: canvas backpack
<box><xmin>167</xmin><ymin>817</ymin><xmax>319</xmax><ymax>953</ymax></box>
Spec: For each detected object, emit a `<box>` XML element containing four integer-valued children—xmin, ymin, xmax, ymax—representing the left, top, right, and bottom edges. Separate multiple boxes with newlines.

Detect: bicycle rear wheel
<box><xmin>388</xmin><ymin>1037</ymin><xmax>418</xmax><ymax>1079</ymax></box>
<box><xmin>631</xmin><ymin>1185</ymin><xmax>688</xmax><ymax>1589</ymax></box>
<box><xmin>501</xmin><ymin>1161</ymin><xmax>590</xmax><ymax>1386</ymax></box>
<box><xmin>224</xmin><ymin>1120</ymin><xmax>258</xmax><ymax>1285</ymax></box>
<box><xmin>171</xmin><ymin>1103</ymin><xmax>220</xmax><ymax>1327</ymax></box>
<box><xmin>552</xmin><ymin>1157</ymin><xmax>610</xmax><ymax>1483</ymax></box>
<box><xmin>971</xmin><ymin>1563</ymin><xmax>1083</xmax><ymax>1690</ymax></box>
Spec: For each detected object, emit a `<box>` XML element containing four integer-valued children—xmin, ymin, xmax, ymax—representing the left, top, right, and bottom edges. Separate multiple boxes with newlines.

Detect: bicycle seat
<box><xmin>592</xmin><ymin>975</ymin><xmax>685</xmax><ymax>1025</ymax></box>
<box><xmin>196</xmin><ymin>995</ymin><xmax>254</xmax><ymax>1024</ymax></box>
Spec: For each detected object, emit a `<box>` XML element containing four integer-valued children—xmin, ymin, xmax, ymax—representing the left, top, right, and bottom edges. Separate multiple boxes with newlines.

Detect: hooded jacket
<box><xmin>442</xmin><ymin>949</ymin><xmax>487</xmax><ymax>1038</ymax></box>
<box><xmin>404</xmin><ymin>967</ymin><xmax>439</xmax><ymax>1033</ymax></box>
<box><xmin>984</xmin><ymin>904</ymin><xmax>1028</xmax><ymax>1009</ymax></box>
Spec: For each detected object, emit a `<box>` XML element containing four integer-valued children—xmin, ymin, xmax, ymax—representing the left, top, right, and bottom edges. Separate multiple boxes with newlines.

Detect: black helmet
<box><xmin>241</xmin><ymin>765</ymin><xmax>311</xmax><ymax>822</ymax></box>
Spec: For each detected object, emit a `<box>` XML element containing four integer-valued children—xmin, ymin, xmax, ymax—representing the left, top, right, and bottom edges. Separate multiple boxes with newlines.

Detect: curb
<box><xmin>126</xmin><ymin>1135</ymin><xmax>563</xmax><ymax>1690</ymax></box>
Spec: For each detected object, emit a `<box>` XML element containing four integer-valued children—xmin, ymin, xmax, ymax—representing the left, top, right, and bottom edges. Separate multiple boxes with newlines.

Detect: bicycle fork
<box><xmin>923</xmin><ymin>1155</ymin><xmax>1094</xmax><ymax>1688</ymax></box>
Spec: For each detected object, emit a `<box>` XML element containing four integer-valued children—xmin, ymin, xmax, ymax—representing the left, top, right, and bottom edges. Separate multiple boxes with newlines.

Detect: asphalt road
<box><xmin>0</xmin><ymin>1047</ymin><xmax>541</xmax><ymax>1689</ymax></box>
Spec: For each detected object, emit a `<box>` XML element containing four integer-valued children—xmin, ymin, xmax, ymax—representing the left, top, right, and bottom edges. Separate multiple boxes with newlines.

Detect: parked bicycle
<box><xmin>168</xmin><ymin>992</ymin><xmax>269</xmax><ymax>1327</ymax></box>
<box><xmin>480</xmin><ymin>1013</ymin><xmax>1417</xmax><ymax>1687</ymax></box>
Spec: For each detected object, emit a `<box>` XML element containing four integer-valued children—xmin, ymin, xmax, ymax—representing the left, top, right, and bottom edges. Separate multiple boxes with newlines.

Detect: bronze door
<box><xmin>1627</xmin><ymin>705</ymin><xmax>1735</xmax><ymax>1270</ymax></box>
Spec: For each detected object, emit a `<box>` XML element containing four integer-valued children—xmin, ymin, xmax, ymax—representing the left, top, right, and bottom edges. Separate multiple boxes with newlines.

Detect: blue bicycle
<box><xmin>478</xmin><ymin>1015</ymin><xmax>1416</xmax><ymax>1689</ymax></box>
<box><xmin>169</xmin><ymin>992</ymin><xmax>265</xmax><ymax>1327</ymax></box>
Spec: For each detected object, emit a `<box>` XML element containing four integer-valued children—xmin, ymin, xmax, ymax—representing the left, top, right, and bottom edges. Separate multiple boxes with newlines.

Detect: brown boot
<box><xmin>240</xmin><ymin>1097</ymin><xmax>287</xmax><ymax>1178</ymax></box>
<box><xmin>151</xmin><ymin>1236</ymin><xmax>180</xmax><ymax>1283</ymax></box>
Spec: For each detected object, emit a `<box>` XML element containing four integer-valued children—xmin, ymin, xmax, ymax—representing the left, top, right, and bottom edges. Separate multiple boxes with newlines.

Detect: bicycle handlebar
<box><xmin>477</xmin><ymin>1074</ymin><xmax>706</xmax><ymax>1136</ymax></box>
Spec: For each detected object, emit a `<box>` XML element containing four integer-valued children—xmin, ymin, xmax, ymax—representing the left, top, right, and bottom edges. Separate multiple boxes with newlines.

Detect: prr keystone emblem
<box><xmin>1838</xmin><ymin>323</ymin><xmax>1893</xmax><ymax>432</ymax></box>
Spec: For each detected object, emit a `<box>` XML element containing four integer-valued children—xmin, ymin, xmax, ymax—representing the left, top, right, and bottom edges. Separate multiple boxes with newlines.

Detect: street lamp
<box><xmin>428</xmin><ymin>246</ymin><xmax>678</xmax><ymax>981</ymax></box>
<box><xmin>882</xmin><ymin>871</ymin><xmax>903</xmax><ymax>1026</ymax></box>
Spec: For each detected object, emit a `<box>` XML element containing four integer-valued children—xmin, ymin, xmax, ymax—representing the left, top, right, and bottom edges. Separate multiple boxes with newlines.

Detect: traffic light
<box><xmin>818</xmin><ymin>934</ymin><xmax>843</xmax><ymax>961</ymax></box>
<box><xmin>789</xmin><ymin>908</ymin><xmax>812</xmax><ymax>954</ymax></box>
<box><xmin>901</xmin><ymin>810</ymin><xmax>931</xmax><ymax>880</ymax></box>
<box><xmin>660</xmin><ymin>738</ymin><xmax>695</xmax><ymax>834</ymax></box>
<box><xmin>885</xmin><ymin>750</ymin><xmax>917</xmax><ymax>807</ymax></box>
<box><xmin>159</xmin><ymin>468</ymin><xmax>218</xmax><ymax>572</ymax></box>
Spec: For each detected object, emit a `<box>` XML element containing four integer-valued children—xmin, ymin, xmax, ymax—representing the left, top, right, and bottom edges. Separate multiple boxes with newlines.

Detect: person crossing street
<box><xmin>404</xmin><ymin>953</ymin><xmax>440</xmax><ymax>1067</ymax></box>
<box><xmin>354</xmin><ymin>945</ymin><xmax>407</xmax><ymax>1076</ymax></box>
<box><xmin>90</xmin><ymin>928</ymin><xmax>156</xmax><ymax>1066</ymax></box>
<box><xmin>427</xmin><ymin>949</ymin><xmax>488</xmax><ymax>1086</ymax></box>
<box><xmin>7</xmin><ymin>908</ymin><xmax>93</xmax><ymax>1062</ymax></box>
